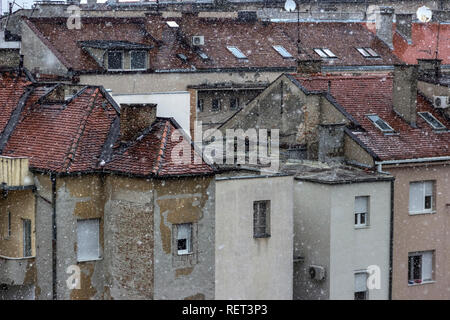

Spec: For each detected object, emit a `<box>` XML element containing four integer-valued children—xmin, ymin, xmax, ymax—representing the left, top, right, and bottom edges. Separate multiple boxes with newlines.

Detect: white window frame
<box><xmin>227</xmin><ymin>46</ymin><xmax>247</xmax><ymax>59</ymax></box>
<box><xmin>357</xmin><ymin>47</ymin><xmax>379</xmax><ymax>58</ymax></box>
<box><xmin>367</xmin><ymin>114</ymin><xmax>395</xmax><ymax>133</ymax></box>
<box><xmin>408</xmin><ymin>251</ymin><xmax>434</xmax><ymax>285</ymax></box>
<box><xmin>418</xmin><ymin>112</ymin><xmax>446</xmax><ymax>130</ymax></box>
<box><xmin>354</xmin><ymin>271</ymin><xmax>369</xmax><ymax>300</ymax></box>
<box><xmin>272</xmin><ymin>45</ymin><xmax>293</xmax><ymax>58</ymax></box>
<box><xmin>130</xmin><ymin>50</ymin><xmax>147</xmax><ymax>71</ymax></box>
<box><xmin>176</xmin><ymin>223</ymin><xmax>192</xmax><ymax>255</ymax></box>
<box><xmin>354</xmin><ymin>196</ymin><xmax>369</xmax><ymax>228</ymax></box>
<box><xmin>314</xmin><ymin>48</ymin><xmax>337</xmax><ymax>58</ymax></box>
<box><xmin>77</xmin><ymin>218</ymin><xmax>101</xmax><ymax>262</ymax></box>
<box><xmin>409</xmin><ymin>181</ymin><xmax>434</xmax><ymax>215</ymax></box>
<box><xmin>107</xmin><ymin>50</ymin><xmax>124</xmax><ymax>71</ymax></box>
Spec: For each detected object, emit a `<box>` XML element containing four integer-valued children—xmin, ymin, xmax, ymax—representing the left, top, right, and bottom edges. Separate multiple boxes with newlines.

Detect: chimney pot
<box><xmin>377</xmin><ymin>6</ymin><xmax>394</xmax><ymax>49</ymax></box>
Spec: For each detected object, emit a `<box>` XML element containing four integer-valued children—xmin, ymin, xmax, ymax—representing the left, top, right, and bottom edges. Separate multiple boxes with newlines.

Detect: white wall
<box><xmin>215</xmin><ymin>175</ymin><xmax>293</xmax><ymax>300</ymax></box>
<box><xmin>111</xmin><ymin>91</ymin><xmax>191</xmax><ymax>136</ymax></box>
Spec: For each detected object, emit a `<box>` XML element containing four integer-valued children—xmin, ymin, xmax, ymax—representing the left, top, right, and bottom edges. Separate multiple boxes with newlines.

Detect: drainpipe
<box><xmin>51</xmin><ymin>173</ymin><xmax>57</xmax><ymax>300</ymax></box>
<box><xmin>388</xmin><ymin>179</ymin><xmax>394</xmax><ymax>300</ymax></box>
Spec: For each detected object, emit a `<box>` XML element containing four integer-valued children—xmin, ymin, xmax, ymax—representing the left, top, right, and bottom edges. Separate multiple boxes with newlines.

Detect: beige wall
<box><xmin>215</xmin><ymin>175</ymin><xmax>293</xmax><ymax>300</ymax></box>
<box><xmin>388</xmin><ymin>163</ymin><xmax>450</xmax><ymax>300</ymax></box>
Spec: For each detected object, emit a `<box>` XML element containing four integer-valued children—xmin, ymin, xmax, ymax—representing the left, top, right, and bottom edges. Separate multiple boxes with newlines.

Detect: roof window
<box><xmin>227</xmin><ymin>46</ymin><xmax>247</xmax><ymax>59</ymax></box>
<box><xmin>418</xmin><ymin>112</ymin><xmax>446</xmax><ymax>130</ymax></box>
<box><xmin>367</xmin><ymin>114</ymin><xmax>394</xmax><ymax>133</ymax></box>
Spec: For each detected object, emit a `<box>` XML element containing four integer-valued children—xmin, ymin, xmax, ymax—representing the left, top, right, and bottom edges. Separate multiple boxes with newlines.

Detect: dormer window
<box><xmin>130</xmin><ymin>51</ymin><xmax>146</xmax><ymax>70</ymax></box>
<box><xmin>107</xmin><ymin>51</ymin><xmax>123</xmax><ymax>70</ymax></box>
<box><xmin>418</xmin><ymin>112</ymin><xmax>446</xmax><ymax>130</ymax></box>
<box><xmin>227</xmin><ymin>46</ymin><xmax>247</xmax><ymax>59</ymax></box>
<box><xmin>367</xmin><ymin>114</ymin><xmax>394</xmax><ymax>133</ymax></box>
<box><xmin>273</xmin><ymin>45</ymin><xmax>293</xmax><ymax>58</ymax></box>
<box><xmin>357</xmin><ymin>47</ymin><xmax>380</xmax><ymax>58</ymax></box>
<box><xmin>314</xmin><ymin>48</ymin><xmax>337</xmax><ymax>58</ymax></box>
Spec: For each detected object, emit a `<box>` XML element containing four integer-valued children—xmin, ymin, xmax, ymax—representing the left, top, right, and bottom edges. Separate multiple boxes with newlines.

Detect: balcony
<box><xmin>0</xmin><ymin>156</ymin><xmax>34</xmax><ymax>191</ymax></box>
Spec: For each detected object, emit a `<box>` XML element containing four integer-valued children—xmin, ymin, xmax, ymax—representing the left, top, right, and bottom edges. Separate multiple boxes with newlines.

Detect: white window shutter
<box><xmin>177</xmin><ymin>224</ymin><xmax>191</xmax><ymax>240</ymax></box>
<box><xmin>355</xmin><ymin>197</ymin><xmax>368</xmax><ymax>213</ymax></box>
<box><xmin>409</xmin><ymin>182</ymin><xmax>424</xmax><ymax>212</ymax></box>
<box><xmin>355</xmin><ymin>272</ymin><xmax>367</xmax><ymax>292</ymax></box>
<box><xmin>77</xmin><ymin>219</ymin><xmax>100</xmax><ymax>262</ymax></box>
<box><xmin>422</xmin><ymin>251</ymin><xmax>433</xmax><ymax>281</ymax></box>
<box><xmin>424</xmin><ymin>181</ymin><xmax>433</xmax><ymax>196</ymax></box>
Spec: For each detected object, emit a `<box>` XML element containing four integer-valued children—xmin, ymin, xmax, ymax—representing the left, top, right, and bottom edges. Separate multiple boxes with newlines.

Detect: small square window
<box><xmin>107</xmin><ymin>51</ymin><xmax>123</xmax><ymax>70</ymax></box>
<box><xmin>355</xmin><ymin>196</ymin><xmax>369</xmax><ymax>228</ymax></box>
<box><xmin>77</xmin><ymin>219</ymin><xmax>100</xmax><ymax>262</ymax></box>
<box><xmin>130</xmin><ymin>51</ymin><xmax>146</xmax><ymax>70</ymax></box>
<box><xmin>408</xmin><ymin>251</ymin><xmax>433</xmax><ymax>284</ymax></box>
<box><xmin>253</xmin><ymin>200</ymin><xmax>270</xmax><ymax>238</ymax></box>
<box><xmin>176</xmin><ymin>223</ymin><xmax>192</xmax><ymax>255</ymax></box>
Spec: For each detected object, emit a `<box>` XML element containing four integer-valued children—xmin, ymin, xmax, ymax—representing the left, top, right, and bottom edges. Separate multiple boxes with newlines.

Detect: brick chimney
<box><xmin>377</xmin><ymin>7</ymin><xmax>394</xmax><ymax>49</ymax></box>
<box><xmin>396</xmin><ymin>14</ymin><xmax>413</xmax><ymax>44</ymax></box>
<box><xmin>392</xmin><ymin>64</ymin><xmax>419</xmax><ymax>127</ymax></box>
<box><xmin>120</xmin><ymin>104</ymin><xmax>157</xmax><ymax>141</ymax></box>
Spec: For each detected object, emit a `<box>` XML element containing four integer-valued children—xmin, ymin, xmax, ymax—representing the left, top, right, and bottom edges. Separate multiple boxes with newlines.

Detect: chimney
<box><xmin>377</xmin><ymin>7</ymin><xmax>394</xmax><ymax>49</ymax></box>
<box><xmin>120</xmin><ymin>104</ymin><xmax>157</xmax><ymax>141</ymax></box>
<box><xmin>396</xmin><ymin>14</ymin><xmax>413</xmax><ymax>44</ymax></box>
<box><xmin>392</xmin><ymin>64</ymin><xmax>419</xmax><ymax>127</ymax></box>
<box><xmin>417</xmin><ymin>58</ymin><xmax>442</xmax><ymax>82</ymax></box>
<box><xmin>297</xmin><ymin>59</ymin><xmax>322</xmax><ymax>75</ymax></box>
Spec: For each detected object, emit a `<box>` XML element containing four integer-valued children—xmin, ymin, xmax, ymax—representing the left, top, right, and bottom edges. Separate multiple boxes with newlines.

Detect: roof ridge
<box><xmin>152</xmin><ymin>120</ymin><xmax>171</xmax><ymax>175</ymax></box>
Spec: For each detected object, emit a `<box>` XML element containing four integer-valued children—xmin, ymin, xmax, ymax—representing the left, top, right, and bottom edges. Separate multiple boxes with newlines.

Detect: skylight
<box><xmin>357</xmin><ymin>47</ymin><xmax>379</xmax><ymax>58</ymax></box>
<box><xmin>314</xmin><ymin>48</ymin><xmax>337</xmax><ymax>58</ymax></box>
<box><xmin>273</xmin><ymin>45</ymin><xmax>293</xmax><ymax>58</ymax></box>
<box><xmin>177</xmin><ymin>53</ymin><xmax>188</xmax><ymax>62</ymax></box>
<box><xmin>367</xmin><ymin>114</ymin><xmax>394</xmax><ymax>133</ymax></box>
<box><xmin>198</xmin><ymin>51</ymin><xmax>209</xmax><ymax>60</ymax></box>
<box><xmin>227</xmin><ymin>46</ymin><xmax>247</xmax><ymax>59</ymax></box>
<box><xmin>418</xmin><ymin>112</ymin><xmax>446</xmax><ymax>130</ymax></box>
<box><xmin>166</xmin><ymin>21</ymin><xmax>179</xmax><ymax>28</ymax></box>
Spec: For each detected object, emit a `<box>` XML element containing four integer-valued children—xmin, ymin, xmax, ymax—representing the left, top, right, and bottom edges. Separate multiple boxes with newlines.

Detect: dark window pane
<box><xmin>212</xmin><ymin>99</ymin><xmax>220</xmax><ymax>111</ymax></box>
<box><xmin>424</xmin><ymin>195</ymin><xmax>432</xmax><ymax>210</ymax></box>
<box><xmin>230</xmin><ymin>98</ymin><xmax>239</xmax><ymax>110</ymax></box>
<box><xmin>360</xmin><ymin>213</ymin><xmax>366</xmax><ymax>225</ymax></box>
<box><xmin>177</xmin><ymin>239</ymin><xmax>187</xmax><ymax>251</ymax></box>
<box><xmin>355</xmin><ymin>214</ymin><xmax>358</xmax><ymax>225</ymax></box>
<box><xmin>108</xmin><ymin>51</ymin><xmax>122</xmax><ymax>70</ymax></box>
<box><xmin>131</xmin><ymin>51</ymin><xmax>146</xmax><ymax>70</ymax></box>
<box><xmin>197</xmin><ymin>99</ymin><xmax>204</xmax><ymax>112</ymax></box>
<box><xmin>413</xmin><ymin>256</ymin><xmax>422</xmax><ymax>280</ymax></box>
<box><xmin>354</xmin><ymin>291</ymin><xmax>367</xmax><ymax>300</ymax></box>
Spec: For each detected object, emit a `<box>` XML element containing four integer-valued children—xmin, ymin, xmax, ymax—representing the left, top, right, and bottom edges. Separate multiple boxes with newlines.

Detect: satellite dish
<box><xmin>284</xmin><ymin>0</ymin><xmax>297</xmax><ymax>12</ymax></box>
<box><xmin>416</xmin><ymin>5</ymin><xmax>432</xmax><ymax>23</ymax></box>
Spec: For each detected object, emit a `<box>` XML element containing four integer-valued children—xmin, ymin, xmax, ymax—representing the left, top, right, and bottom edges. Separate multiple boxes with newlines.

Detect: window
<box><xmin>227</xmin><ymin>46</ymin><xmax>247</xmax><ymax>59</ymax></box>
<box><xmin>408</xmin><ymin>251</ymin><xmax>433</xmax><ymax>284</ymax></box>
<box><xmin>166</xmin><ymin>21</ymin><xmax>179</xmax><ymax>28</ymax></box>
<box><xmin>212</xmin><ymin>98</ymin><xmax>221</xmax><ymax>111</ymax></box>
<box><xmin>107</xmin><ymin>51</ymin><xmax>123</xmax><ymax>70</ymax></box>
<box><xmin>409</xmin><ymin>181</ymin><xmax>434</xmax><ymax>214</ymax></box>
<box><xmin>23</xmin><ymin>219</ymin><xmax>31</xmax><ymax>257</ymax></box>
<box><xmin>357</xmin><ymin>47</ymin><xmax>379</xmax><ymax>58</ymax></box>
<box><xmin>418</xmin><ymin>112</ymin><xmax>446</xmax><ymax>130</ymax></box>
<box><xmin>273</xmin><ymin>45</ymin><xmax>293</xmax><ymax>58</ymax></box>
<box><xmin>367</xmin><ymin>114</ymin><xmax>394</xmax><ymax>133</ymax></box>
<box><xmin>355</xmin><ymin>196</ymin><xmax>369</xmax><ymax>228</ymax></box>
<box><xmin>314</xmin><ymin>48</ymin><xmax>337</xmax><ymax>58</ymax></box>
<box><xmin>230</xmin><ymin>97</ymin><xmax>239</xmax><ymax>110</ymax></box>
<box><xmin>197</xmin><ymin>98</ymin><xmax>204</xmax><ymax>112</ymax></box>
<box><xmin>77</xmin><ymin>219</ymin><xmax>100</xmax><ymax>262</ymax></box>
<box><xmin>253</xmin><ymin>200</ymin><xmax>270</xmax><ymax>238</ymax></box>
<box><xmin>176</xmin><ymin>223</ymin><xmax>192</xmax><ymax>255</ymax></box>
<box><xmin>198</xmin><ymin>51</ymin><xmax>209</xmax><ymax>60</ymax></box>
<box><xmin>177</xmin><ymin>53</ymin><xmax>188</xmax><ymax>63</ymax></box>
<box><xmin>354</xmin><ymin>272</ymin><xmax>368</xmax><ymax>300</ymax></box>
<box><xmin>130</xmin><ymin>51</ymin><xmax>146</xmax><ymax>70</ymax></box>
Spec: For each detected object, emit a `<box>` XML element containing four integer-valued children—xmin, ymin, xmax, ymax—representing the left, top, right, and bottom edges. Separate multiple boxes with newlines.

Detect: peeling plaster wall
<box><xmin>153</xmin><ymin>176</ymin><xmax>215</xmax><ymax>300</ymax></box>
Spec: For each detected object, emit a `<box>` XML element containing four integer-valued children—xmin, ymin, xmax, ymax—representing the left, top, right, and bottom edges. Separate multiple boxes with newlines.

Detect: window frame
<box><xmin>354</xmin><ymin>271</ymin><xmax>369</xmax><ymax>300</ymax></box>
<box><xmin>408</xmin><ymin>251</ymin><xmax>434</xmax><ymax>285</ymax></box>
<box><xmin>229</xmin><ymin>97</ymin><xmax>239</xmax><ymax>111</ymax></box>
<box><xmin>366</xmin><ymin>114</ymin><xmax>395</xmax><ymax>133</ymax></box>
<box><xmin>130</xmin><ymin>50</ymin><xmax>147</xmax><ymax>71</ymax></box>
<box><xmin>176</xmin><ymin>223</ymin><xmax>193</xmax><ymax>256</ymax></box>
<box><xmin>356</xmin><ymin>47</ymin><xmax>380</xmax><ymax>58</ymax></box>
<box><xmin>418</xmin><ymin>112</ymin><xmax>446</xmax><ymax>130</ymax></box>
<box><xmin>314</xmin><ymin>48</ymin><xmax>337</xmax><ymax>58</ymax></box>
<box><xmin>211</xmin><ymin>98</ymin><xmax>221</xmax><ymax>111</ymax></box>
<box><xmin>409</xmin><ymin>181</ymin><xmax>435</xmax><ymax>215</ymax></box>
<box><xmin>22</xmin><ymin>218</ymin><xmax>32</xmax><ymax>257</ymax></box>
<box><xmin>272</xmin><ymin>45</ymin><xmax>293</xmax><ymax>58</ymax></box>
<box><xmin>76</xmin><ymin>218</ymin><xmax>101</xmax><ymax>262</ymax></box>
<box><xmin>197</xmin><ymin>98</ymin><xmax>204</xmax><ymax>112</ymax></box>
<box><xmin>107</xmin><ymin>50</ymin><xmax>124</xmax><ymax>71</ymax></box>
<box><xmin>226</xmin><ymin>46</ymin><xmax>247</xmax><ymax>59</ymax></box>
<box><xmin>253</xmin><ymin>200</ymin><xmax>271</xmax><ymax>238</ymax></box>
<box><xmin>354</xmin><ymin>196</ymin><xmax>369</xmax><ymax>228</ymax></box>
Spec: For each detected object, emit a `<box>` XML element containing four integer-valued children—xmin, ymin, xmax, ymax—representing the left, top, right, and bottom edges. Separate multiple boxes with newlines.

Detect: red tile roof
<box><xmin>23</xmin><ymin>15</ymin><xmax>401</xmax><ymax>74</ymax></box>
<box><xmin>292</xmin><ymin>73</ymin><xmax>450</xmax><ymax>161</ymax></box>
<box><xmin>0</xmin><ymin>71</ymin><xmax>213</xmax><ymax>177</ymax></box>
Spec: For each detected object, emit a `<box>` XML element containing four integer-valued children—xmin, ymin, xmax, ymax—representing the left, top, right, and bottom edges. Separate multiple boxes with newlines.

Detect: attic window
<box><xmin>314</xmin><ymin>48</ymin><xmax>337</xmax><ymax>58</ymax></box>
<box><xmin>367</xmin><ymin>114</ymin><xmax>394</xmax><ymax>133</ymax></box>
<box><xmin>198</xmin><ymin>51</ymin><xmax>209</xmax><ymax>60</ymax></box>
<box><xmin>177</xmin><ymin>53</ymin><xmax>188</xmax><ymax>63</ymax></box>
<box><xmin>227</xmin><ymin>46</ymin><xmax>247</xmax><ymax>59</ymax></box>
<box><xmin>166</xmin><ymin>21</ymin><xmax>179</xmax><ymax>28</ymax></box>
<box><xmin>130</xmin><ymin>51</ymin><xmax>146</xmax><ymax>70</ymax></box>
<box><xmin>357</xmin><ymin>47</ymin><xmax>380</xmax><ymax>58</ymax></box>
<box><xmin>273</xmin><ymin>45</ymin><xmax>293</xmax><ymax>58</ymax></box>
<box><xmin>107</xmin><ymin>51</ymin><xmax>123</xmax><ymax>70</ymax></box>
<box><xmin>418</xmin><ymin>112</ymin><xmax>446</xmax><ymax>130</ymax></box>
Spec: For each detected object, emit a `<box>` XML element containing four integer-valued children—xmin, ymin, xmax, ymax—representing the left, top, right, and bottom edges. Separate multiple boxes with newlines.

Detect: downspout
<box><xmin>51</xmin><ymin>173</ymin><xmax>57</xmax><ymax>300</ymax></box>
<box><xmin>388</xmin><ymin>179</ymin><xmax>394</xmax><ymax>300</ymax></box>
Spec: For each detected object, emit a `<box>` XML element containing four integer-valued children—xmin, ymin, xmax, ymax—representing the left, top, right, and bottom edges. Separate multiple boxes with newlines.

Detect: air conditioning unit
<box><xmin>192</xmin><ymin>36</ymin><xmax>205</xmax><ymax>46</ymax></box>
<box><xmin>309</xmin><ymin>265</ymin><xmax>326</xmax><ymax>281</ymax></box>
<box><xmin>433</xmin><ymin>96</ymin><xmax>449</xmax><ymax>109</ymax></box>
